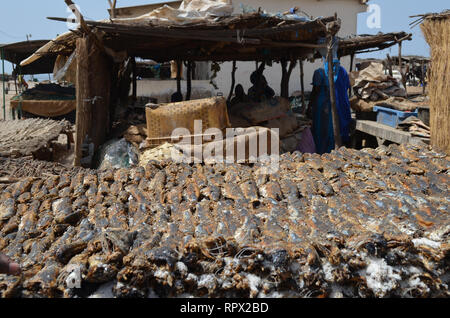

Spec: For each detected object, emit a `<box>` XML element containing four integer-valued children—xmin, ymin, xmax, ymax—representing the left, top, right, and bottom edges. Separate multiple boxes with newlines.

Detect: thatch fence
<box><xmin>420</xmin><ymin>11</ymin><xmax>450</xmax><ymax>154</ymax></box>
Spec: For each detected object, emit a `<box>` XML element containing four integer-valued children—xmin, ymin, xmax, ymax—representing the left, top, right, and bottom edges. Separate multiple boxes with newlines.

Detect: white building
<box><xmin>216</xmin><ymin>0</ymin><xmax>369</xmax><ymax>96</ymax></box>
<box><xmin>113</xmin><ymin>0</ymin><xmax>368</xmax><ymax>98</ymax></box>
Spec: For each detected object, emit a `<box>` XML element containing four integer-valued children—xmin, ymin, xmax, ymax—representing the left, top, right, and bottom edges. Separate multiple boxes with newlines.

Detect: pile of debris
<box><xmin>0</xmin><ymin>144</ymin><xmax>448</xmax><ymax>298</ymax></box>
<box><xmin>351</xmin><ymin>62</ymin><xmax>406</xmax><ymax>102</ymax></box>
<box><xmin>349</xmin><ymin>62</ymin><xmax>414</xmax><ymax>113</ymax></box>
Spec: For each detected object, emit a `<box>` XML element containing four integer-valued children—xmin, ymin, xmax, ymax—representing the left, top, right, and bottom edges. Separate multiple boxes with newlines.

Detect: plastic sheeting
<box><xmin>97</xmin><ymin>139</ymin><xmax>139</xmax><ymax>170</ymax></box>
<box><xmin>114</xmin><ymin>0</ymin><xmax>233</xmax><ymax>25</ymax></box>
<box><xmin>53</xmin><ymin>51</ymin><xmax>77</xmax><ymax>83</ymax></box>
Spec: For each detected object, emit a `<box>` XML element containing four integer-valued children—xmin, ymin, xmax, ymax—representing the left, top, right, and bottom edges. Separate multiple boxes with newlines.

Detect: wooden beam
<box><xmin>386</xmin><ymin>54</ymin><xmax>393</xmax><ymax>77</ymax></box>
<box><xmin>176</xmin><ymin>59</ymin><xmax>182</xmax><ymax>95</ymax></box>
<box><xmin>261</xmin><ymin>40</ymin><xmax>327</xmax><ymax>49</ymax></box>
<box><xmin>299</xmin><ymin>59</ymin><xmax>306</xmax><ymax>113</ymax></box>
<box><xmin>421</xmin><ymin>59</ymin><xmax>426</xmax><ymax>95</ymax></box>
<box><xmin>132</xmin><ymin>57</ymin><xmax>137</xmax><ymax>102</ymax></box>
<box><xmin>186</xmin><ymin>61</ymin><xmax>192</xmax><ymax>101</ymax></box>
<box><xmin>281</xmin><ymin>59</ymin><xmax>297</xmax><ymax>99</ymax></box>
<box><xmin>349</xmin><ymin>53</ymin><xmax>355</xmax><ymax>72</ymax></box>
<box><xmin>108</xmin><ymin>0</ymin><xmax>117</xmax><ymax>19</ymax></box>
<box><xmin>227</xmin><ymin>60</ymin><xmax>237</xmax><ymax>102</ymax></box>
<box><xmin>74</xmin><ymin>36</ymin><xmax>91</xmax><ymax>167</ymax></box>
<box><xmin>280</xmin><ymin>60</ymin><xmax>288</xmax><ymax>99</ymax></box>
<box><xmin>326</xmin><ymin>36</ymin><xmax>342</xmax><ymax>149</ymax></box>
<box><xmin>349</xmin><ymin>53</ymin><xmax>354</xmax><ymax>97</ymax></box>
<box><xmin>398</xmin><ymin>41</ymin><xmax>408</xmax><ymax>97</ymax></box>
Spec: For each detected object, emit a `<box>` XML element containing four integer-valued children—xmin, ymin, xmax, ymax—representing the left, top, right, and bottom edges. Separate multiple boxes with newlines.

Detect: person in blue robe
<box><xmin>308</xmin><ymin>59</ymin><xmax>352</xmax><ymax>154</ymax></box>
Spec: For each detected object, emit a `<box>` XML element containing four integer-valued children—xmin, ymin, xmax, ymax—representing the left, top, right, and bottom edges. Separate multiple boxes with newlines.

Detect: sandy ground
<box><xmin>0</xmin><ymin>81</ymin><xmax>37</xmax><ymax>121</ymax></box>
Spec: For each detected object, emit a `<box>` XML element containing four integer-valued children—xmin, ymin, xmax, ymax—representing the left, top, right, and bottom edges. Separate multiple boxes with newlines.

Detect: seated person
<box><xmin>230</xmin><ymin>84</ymin><xmax>249</xmax><ymax>107</ymax></box>
<box><xmin>248</xmin><ymin>75</ymin><xmax>275</xmax><ymax>103</ymax></box>
<box><xmin>171</xmin><ymin>92</ymin><xmax>183</xmax><ymax>103</ymax></box>
<box><xmin>247</xmin><ymin>63</ymin><xmax>275</xmax><ymax>103</ymax></box>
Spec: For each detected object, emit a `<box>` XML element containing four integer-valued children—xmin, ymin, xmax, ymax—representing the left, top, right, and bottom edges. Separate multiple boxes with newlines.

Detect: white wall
<box><xmin>214</xmin><ymin>0</ymin><xmax>367</xmax><ymax>96</ymax></box>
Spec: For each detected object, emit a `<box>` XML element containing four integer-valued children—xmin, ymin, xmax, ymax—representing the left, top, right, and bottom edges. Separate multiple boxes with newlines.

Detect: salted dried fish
<box><xmin>0</xmin><ymin>144</ymin><xmax>448</xmax><ymax>298</ymax></box>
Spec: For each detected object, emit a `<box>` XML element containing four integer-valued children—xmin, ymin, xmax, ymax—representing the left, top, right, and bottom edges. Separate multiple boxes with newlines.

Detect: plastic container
<box><xmin>373</xmin><ymin>106</ymin><xmax>418</xmax><ymax>128</ymax></box>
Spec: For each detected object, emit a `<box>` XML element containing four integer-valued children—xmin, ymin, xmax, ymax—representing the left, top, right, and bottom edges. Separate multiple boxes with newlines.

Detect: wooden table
<box><xmin>355</xmin><ymin>120</ymin><xmax>429</xmax><ymax>147</ymax></box>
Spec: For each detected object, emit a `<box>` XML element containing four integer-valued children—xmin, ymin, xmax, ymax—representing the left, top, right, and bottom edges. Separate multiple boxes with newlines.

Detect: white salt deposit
<box><xmin>322</xmin><ymin>262</ymin><xmax>335</xmax><ymax>282</ymax></box>
<box><xmin>364</xmin><ymin>258</ymin><xmax>401</xmax><ymax>297</ymax></box>
<box><xmin>197</xmin><ymin>274</ymin><xmax>217</xmax><ymax>291</ymax></box>
<box><xmin>412</xmin><ymin>238</ymin><xmax>441</xmax><ymax>249</ymax></box>
<box><xmin>244</xmin><ymin>273</ymin><xmax>262</xmax><ymax>296</ymax></box>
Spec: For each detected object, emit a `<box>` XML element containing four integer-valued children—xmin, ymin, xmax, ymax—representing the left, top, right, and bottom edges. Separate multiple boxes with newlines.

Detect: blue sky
<box><xmin>0</xmin><ymin>0</ymin><xmax>448</xmax><ymax>75</ymax></box>
<box><xmin>357</xmin><ymin>0</ymin><xmax>448</xmax><ymax>59</ymax></box>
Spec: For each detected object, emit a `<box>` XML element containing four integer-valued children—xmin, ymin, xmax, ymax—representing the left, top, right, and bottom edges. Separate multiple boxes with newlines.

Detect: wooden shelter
<box><xmin>415</xmin><ymin>10</ymin><xmax>450</xmax><ymax>154</ymax></box>
<box><xmin>21</xmin><ymin>0</ymin><xmax>412</xmax><ymax>166</ymax></box>
<box><xmin>0</xmin><ymin>40</ymin><xmax>55</xmax><ymax>75</ymax></box>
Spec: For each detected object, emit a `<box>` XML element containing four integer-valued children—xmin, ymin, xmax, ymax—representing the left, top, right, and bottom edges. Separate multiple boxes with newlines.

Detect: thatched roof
<box><xmin>22</xmin><ymin>13</ymin><xmax>339</xmax><ymax>64</ymax></box>
<box><xmin>338</xmin><ymin>32</ymin><xmax>412</xmax><ymax>56</ymax></box>
<box><xmin>421</xmin><ymin>10</ymin><xmax>450</xmax><ymax>20</ymax></box>
<box><xmin>21</xmin><ymin>10</ymin><xmax>410</xmax><ymax>65</ymax></box>
<box><xmin>410</xmin><ymin>10</ymin><xmax>450</xmax><ymax>28</ymax></box>
<box><xmin>418</xmin><ymin>10</ymin><xmax>450</xmax><ymax>154</ymax></box>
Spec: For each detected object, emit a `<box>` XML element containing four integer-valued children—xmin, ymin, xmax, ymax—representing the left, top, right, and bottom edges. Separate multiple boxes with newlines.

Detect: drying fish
<box><xmin>0</xmin><ymin>144</ymin><xmax>448</xmax><ymax>298</ymax></box>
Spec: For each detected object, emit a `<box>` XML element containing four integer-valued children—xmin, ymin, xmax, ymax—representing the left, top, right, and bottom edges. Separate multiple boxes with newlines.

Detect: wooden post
<box><xmin>74</xmin><ymin>37</ymin><xmax>90</xmax><ymax>166</ymax></box>
<box><xmin>227</xmin><ymin>60</ymin><xmax>237</xmax><ymax>102</ymax></box>
<box><xmin>280</xmin><ymin>59</ymin><xmax>296</xmax><ymax>99</ymax></box>
<box><xmin>386</xmin><ymin>54</ymin><xmax>393</xmax><ymax>77</ymax></box>
<box><xmin>349</xmin><ymin>54</ymin><xmax>355</xmax><ymax>72</ymax></box>
<box><xmin>349</xmin><ymin>54</ymin><xmax>355</xmax><ymax>97</ymax></box>
<box><xmin>281</xmin><ymin>60</ymin><xmax>287</xmax><ymax>99</ymax></box>
<box><xmin>176</xmin><ymin>59</ymin><xmax>182</xmax><ymax>95</ymax></box>
<box><xmin>132</xmin><ymin>57</ymin><xmax>137</xmax><ymax>102</ymax></box>
<box><xmin>108</xmin><ymin>0</ymin><xmax>117</xmax><ymax>18</ymax></box>
<box><xmin>14</xmin><ymin>72</ymin><xmax>18</xmax><ymax>94</ymax></box>
<box><xmin>299</xmin><ymin>59</ymin><xmax>305</xmax><ymax>111</ymax></box>
<box><xmin>74</xmin><ymin>34</ymin><xmax>112</xmax><ymax>167</ymax></box>
<box><xmin>186</xmin><ymin>61</ymin><xmax>192</xmax><ymax>101</ymax></box>
<box><xmin>326</xmin><ymin>36</ymin><xmax>342</xmax><ymax>149</ymax></box>
<box><xmin>421</xmin><ymin>59</ymin><xmax>426</xmax><ymax>95</ymax></box>
<box><xmin>398</xmin><ymin>42</ymin><xmax>408</xmax><ymax>97</ymax></box>
<box><xmin>287</xmin><ymin>60</ymin><xmax>296</xmax><ymax>96</ymax></box>
<box><xmin>1</xmin><ymin>48</ymin><xmax>5</xmax><ymax>121</ymax></box>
